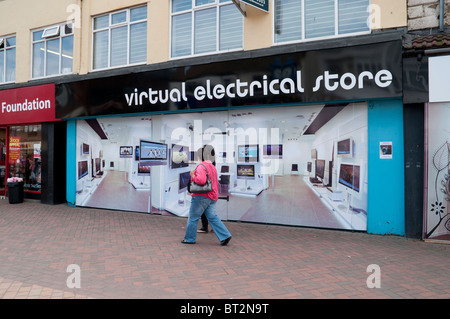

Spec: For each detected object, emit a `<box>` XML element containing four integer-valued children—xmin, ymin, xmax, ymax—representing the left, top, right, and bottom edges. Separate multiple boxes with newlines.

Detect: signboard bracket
<box><xmin>232</xmin><ymin>0</ymin><xmax>246</xmax><ymax>16</ymax></box>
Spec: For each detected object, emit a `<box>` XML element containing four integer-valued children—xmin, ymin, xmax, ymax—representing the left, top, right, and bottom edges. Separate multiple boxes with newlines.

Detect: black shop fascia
<box><xmin>55</xmin><ymin>34</ymin><xmax>403</xmax><ymax>119</ymax></box>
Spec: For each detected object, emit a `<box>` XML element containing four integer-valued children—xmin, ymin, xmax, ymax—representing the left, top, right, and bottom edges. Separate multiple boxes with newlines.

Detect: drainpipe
<box><xmin>440</xmin><ymin>0</ymin><xmax>444</xmax><ymax>32</ymax></box>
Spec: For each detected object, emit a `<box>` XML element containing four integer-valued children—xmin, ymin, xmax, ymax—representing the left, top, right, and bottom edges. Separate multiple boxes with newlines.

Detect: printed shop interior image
<box><xmin>75</xmin><ymin>103</ymin><xmax>368</xmax><ymax>231</ymax></box>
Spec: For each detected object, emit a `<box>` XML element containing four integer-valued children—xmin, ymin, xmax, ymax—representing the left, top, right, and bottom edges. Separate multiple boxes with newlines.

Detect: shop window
<box><xmin>32</xmin><ymin>23</ymin><xmax>73</xmax><ymax>78</ymax></box>
<box><xmin>8</xmin><ymin>125</ymin><xmax>42</xmax><ymax>193</ymax></box>
<box><xmin>170</xmin><ymin>0</ymin><xmax>243</xmax><ymax>58</ymax></box>
<box><xmin>0</xmin><ymin>35</ymin><xmax>16</xmax><ymax>84</ymax></box>
<box><xmin>92</xmin><ymin>5</ymin><xmax>147</xmax><ymax>70</ymax></box>
<box><xmin>274</xmin><ymin>0</ymin><xmax>370</xmax><ymax>44</ymax></box>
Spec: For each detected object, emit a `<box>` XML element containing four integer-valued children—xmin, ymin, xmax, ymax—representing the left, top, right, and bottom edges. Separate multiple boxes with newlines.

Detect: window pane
<box><xmin>93</xmin><ymin>30</ymin><xmax>108</xmax><ymax>69</ymax></box>
<box><xmin>32</xmin><ymin>42</ymin><xmax>45</xmax><ymax>78</ymax></box>
<box><xmin>194</xmin><ymin>8</ymin><xmax>216</xmax><ymax>54</ymax></box>
<box><xmin>131</xmin><ymin>6</ymin><xmax>147</xmax><ymax>21</ymax></box>
<box><xmin>9</xmin><ymin>125</ymin><xmax>42</xmax><ymax>193</ymax></box>
<box><xmin>0</xmin><ymin>51</ymin><xmax>4</xmax><ymax>82</ymax></box>
<box><xmin>94</xmin><ymin>15</ymin><xmax>109</xmax><ymax>30</ymax></box>
<box><xmin>275</xmin><ymin>0</ymin><xmax>302</xmax><ymax>43</ymax></box>
<box><xmin>305</xmin><ymin>0</ymin><xmax>335</xmax><ymax>39</ymax></box>
<box><xmin>112</xmin><ymin>11</ymin><xmax>127</xmax><ymax>24</ymax></box>
<box><xmin>338</xmin><ymin>0</ymin><xmax>370</xmax><ymax>34</ymax></box>
<box><xmin>61</xmin><ymin>36</ymin><xmax>73</xmax><ymax>74</ymax></box>
<box><xmin>171</xmin><ymin>13</ymin><xmax>192</xmax><ymax>57</ymax></box>
<box><xmin>33</xmin><ymin>30</ymin><xmax>44</xmax><ymax>42</ymax></box>
<box><xmin>110</xmin><ymin>26</ymin><xmax>128</xmax><ymax>67</ymax></box>
<box><xmin>5</xmin><ymin>47</ymin><xmax>15</xmax><ymax>82</ymax></box>
<box><xmin>46</xmin><ymin>38</ymin><xmax>60</xmax><ymax>76</ymax></box>
<box><xmin>219</xmin><ymin>4</ymin><xmax>242</xmax><ymax>51</ymax></box>
<box><xmin>196</xmin><ymin>0</ymin><xmax>215</xmax><ymax>6</ymax></box>
<box><xmin>172</xmin><ymin>0</ymin><xmax>192</xmax><ymax>13</ymax></box>
<box><xmin>130</xmin><ymin>22</ymin><xmax>147</xmax><ymax>64</ymax></box>
<box><xmin>6</xmin><ymin>37</ymin><xmax>16</xmax><ymax>47</ymax></box>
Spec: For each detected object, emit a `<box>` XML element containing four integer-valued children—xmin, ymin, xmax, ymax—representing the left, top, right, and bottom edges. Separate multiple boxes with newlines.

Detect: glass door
<box><xmin>0</xmin><ymin>127</ymin><xmax>6</xmax><ymax>197</ymax></box>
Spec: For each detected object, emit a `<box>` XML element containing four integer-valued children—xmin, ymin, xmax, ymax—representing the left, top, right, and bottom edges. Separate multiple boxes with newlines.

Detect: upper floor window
<box><xmin>0</xmin><ymin>35</ymin><xmax>16</xmax><ymax>83</ymax></box>
<box><xmin>274</xmin><ymin>0</ymin><xmax>370</xmax><ymax>44</ymax></box>
<box><xmin>92</xmin><ymin>5</ymin><xmax>147</xmax><ymax>70</ymax></box>
<box><xmin>171</xmin><ymin>0</ymin><xmax>243</xmax><ymax>58</ymax></box>
<box><xmin>32</xmin><ymin>23</ymin><xmax>74</xmax><ymax>78</ymax></box>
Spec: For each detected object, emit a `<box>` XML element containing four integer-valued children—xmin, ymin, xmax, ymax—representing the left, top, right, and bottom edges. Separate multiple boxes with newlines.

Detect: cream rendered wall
<box><xmin>370</xmin><ymin>0</ymin><xmax>407</xmax><ymax>29</ymax></box>
<box><xmin>1</xmin><ymin>0</ymin><xmax>407</xmax><ymax>83</ymax></box>
<box><xmin>0</xmin><ymin>0</ymin><xmax>79</xmax><ymax>83</ymax></box>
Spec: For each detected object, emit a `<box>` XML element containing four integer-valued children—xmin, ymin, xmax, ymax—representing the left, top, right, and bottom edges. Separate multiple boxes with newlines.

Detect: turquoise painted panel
<box><xmin>66</xmin><ymin>120</ymin><xmax>76</xmax><ymax>206</ymax></box>
<box><xmin>367</xmin><ymin>99</ymin><xmax>405</xmax><ymax>235</ymax></box>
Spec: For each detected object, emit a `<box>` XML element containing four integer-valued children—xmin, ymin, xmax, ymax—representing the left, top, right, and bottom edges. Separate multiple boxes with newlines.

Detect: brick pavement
<box><xmin>0</xmin><ymin>199</ymin><xmax>449</xmax><ymax>299</ymax></box>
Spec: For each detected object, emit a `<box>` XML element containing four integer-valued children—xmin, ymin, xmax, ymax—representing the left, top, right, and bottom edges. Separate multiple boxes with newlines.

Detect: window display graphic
<box><xmin>425</xmin><ymin>102</ymin><xmax>450</xmax><ymax>241</ymax></box>
<box><xmin>74</xmin><ymin>104</ymin><xmax>368</xmax><ymax>230</ymax></box>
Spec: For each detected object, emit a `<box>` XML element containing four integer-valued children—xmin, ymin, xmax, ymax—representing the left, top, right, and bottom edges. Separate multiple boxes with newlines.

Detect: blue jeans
<box><xmin>184</xmin><ymin>196</ymin><xmax>231</xmax><ymax>243</ymax></box>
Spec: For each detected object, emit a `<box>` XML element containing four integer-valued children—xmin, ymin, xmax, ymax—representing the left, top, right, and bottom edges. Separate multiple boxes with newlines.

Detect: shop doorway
<box><xmin>0</xmin><ymin>127</ymin><xmax>6</xmax><ymax>197</ymax></box>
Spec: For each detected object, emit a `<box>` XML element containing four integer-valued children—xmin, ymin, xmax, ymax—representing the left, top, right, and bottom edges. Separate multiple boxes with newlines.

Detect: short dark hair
<box><xmin>197</xmin><ymin>145</ymin><xmax>215</xmax><ymax>165</ymax></box>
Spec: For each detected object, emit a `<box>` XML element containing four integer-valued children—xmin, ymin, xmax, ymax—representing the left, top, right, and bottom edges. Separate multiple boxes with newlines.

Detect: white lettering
<box><xmin>375</xmin><ymin>70</ymin><xmax>392</xmax><ymax>88</ymax></box>
<box><xmin>123</xmin><ymin>68</ymin><xmax>394</xmax><ymax>106</ymax></box>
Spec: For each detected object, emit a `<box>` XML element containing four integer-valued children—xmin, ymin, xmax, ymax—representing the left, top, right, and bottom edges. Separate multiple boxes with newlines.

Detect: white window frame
<box><xmin>91</xmin><ymin>5</ymin><xmax>148</xmax><ymax>71</ymax></box>
<box><xmin>170</xmin><ymin>0</ymin><xmax>244</xmax><ymax>60</ymax></box>
<box><xmin>31</xmin><ymin>22</ymin><xmax>74</xmax><ymax>79</ymax></box>
<box><xmin>273</xmin><ymin>0</ymin><xmax>371</xmax><ymax>46</ymax></box>
<box><xmin>0</xmin><ymin>34</ymin><xmax>16</xmax><ymax>84</ymax></box>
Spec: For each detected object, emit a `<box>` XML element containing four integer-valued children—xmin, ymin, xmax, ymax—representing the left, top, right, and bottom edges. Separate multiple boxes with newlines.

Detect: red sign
<box><xmin>0</xmin><ymin>83</ymin><xmax>58</xmax><ymax>125</ymax></box>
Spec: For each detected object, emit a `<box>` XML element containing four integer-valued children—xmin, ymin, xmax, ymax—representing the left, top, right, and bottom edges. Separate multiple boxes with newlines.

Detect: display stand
<box><xmin>303</xmin><ymin>176</ymin><xmax>367</xmax><ymax>230</ymax></box>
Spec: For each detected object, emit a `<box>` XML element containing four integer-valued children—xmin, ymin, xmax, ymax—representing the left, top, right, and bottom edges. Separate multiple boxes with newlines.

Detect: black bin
<box><xmin>7</xmin><ymin>182</ymin><xmax>24</xmax><ymax>204</ymax></box>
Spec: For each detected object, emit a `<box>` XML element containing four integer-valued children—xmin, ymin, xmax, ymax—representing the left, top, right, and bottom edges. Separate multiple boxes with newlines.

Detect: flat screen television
<box><xmin>263</xmin><ymin>144</ymin><xmax>283</xmax><ymax>158</ymax></box>
<box><xmin>78</xmin><ymin>160</ymin><xmax>88</xmax><ymax>179</ymax></box>
<box><xmin>339</xmin><ymin>164</ymin><xmax>360</xmax><ymax>192</ymax></box>
<box><xmin>171</xmin><ymin>144</ymin><xmax>189</xmax><ymax>169</ymax></box>
<box><xmin>315</xmin><ymin>159</ymin><xmax>325</xmax><ymax>179</ymax></box>
<box><xmin>237</xmin><ymin>164</ymin><xmax>255</xmax><ymax>180</ymax></box>
<box><xmin>135</xmin><ymin>146</ymin><xmax>140</xmax><ymax>161</ymax></box>
<box><xmin>337</xmin><ymin>138</ymin><xmax>353</xmax><ymax>158</ymax></box>
<box><xmin>120</xmin><ymin>146</ymin><xmax>133</xmax><ymax>158</ymax></box>
<box><xmin>139</xmin><ymin>140</ymin><xmax>167</xmax><ymax>161</ymax></box>
<box><xmin>178</xmin><ymin>171</ymin><xmax>191</xmax><ymax>193</ymax></box>
<box><xmin>237</xmin><ymin>145</ymin><xmax>259</xmax><ymax>163</ymax></box>
<box><xmin>137</xmin><ymin>163</ymin><xmax>150</xmax><ymax>176</ymax></box>
<box><xmin>81</xmin><ymin>143</ymin><xmax>89</xmax><ymax>155</ymax></box>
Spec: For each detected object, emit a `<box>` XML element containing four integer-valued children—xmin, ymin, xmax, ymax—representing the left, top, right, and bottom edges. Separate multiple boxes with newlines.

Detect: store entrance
<box><xmin>0</xmin><ymin>127</ymin><xmax>6</xmax><ymax>197</ymax></box>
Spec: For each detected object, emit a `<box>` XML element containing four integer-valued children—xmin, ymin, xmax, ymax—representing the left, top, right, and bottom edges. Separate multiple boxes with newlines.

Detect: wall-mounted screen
<box><xmin>237</xmin><ymin>145</ymin><xmax>259</xmax><ymax>163</ymax></box>
<box><xmin>120</xmin><ymin>146</ymin><xmax>133</xmax><ymax>158</ymax></box>
<box><xmin>307</xmin><ymin>162</ymin><xmax>312</xmax><ymax>173</ymax></box>
<box><xmin>316</xmin><ymin>159</ymin><xmax>325</xmax><ymax>179</ymax></box>
<box><xmin>237</xmin><ymin>164</ymin><xmax>255</xmax><ymax>180</ymax></box>
<box><xmin>339</xmin><ymin>164</ymin><xmax>360</xmax><ymax>192</ymax></box>
<box><xmin>178</xmin><ymin>171</ymin><xmax>191</xmax><ymax>193</ymax></box>
<box><xmin>78</xmin><ymin>160</ymin><xmax>88</xmax><ymax>179</ymax></box>
<box><xmin>263</xmin><ymin>144</ymin><xmax>283</xmax><ymax>158</ymax></box>
<box><xmin>137</xmin><ymin>163</ymin><xmax>150</xmax><ymax>176</ymax></box>
<box><xmin>337</xmin><ymin>138</ymin><xmax>353</xmax><ymax>158</ymax></box>
<box><xmin>140</xmin><ymin>140</ymin><xmax>167</xmax><ymax>161</ymax></box>
<box><xmin>171</xmin><ymin>144</ymin><xmax>189</xmax><ymax>169</ymax></box>
<box><xmin>81</xmin><ymin>143</ymin><xmax>89</xmax><ymax>155</ymax></box>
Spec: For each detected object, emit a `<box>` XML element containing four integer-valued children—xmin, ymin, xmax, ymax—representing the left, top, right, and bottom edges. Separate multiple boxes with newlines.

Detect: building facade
<box><xmin>0</xmin><ymin>0</ymin><xmax>447</xmax><ymax>240</ymax></box>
